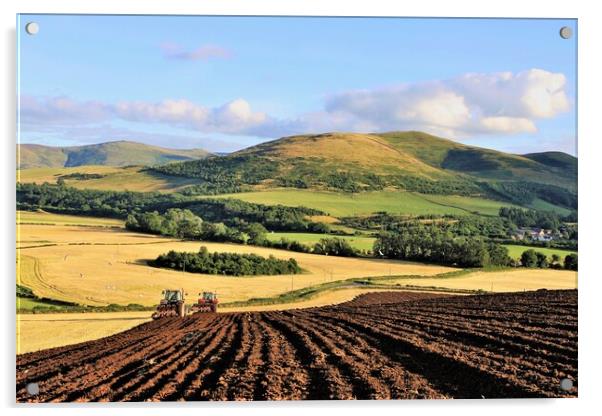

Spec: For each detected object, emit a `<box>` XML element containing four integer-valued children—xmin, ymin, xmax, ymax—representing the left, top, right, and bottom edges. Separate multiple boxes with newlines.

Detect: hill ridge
<box><xmin>18</xmin><ymin>140</ymin><xmax>211</xmax><ymax>169</ymax></box>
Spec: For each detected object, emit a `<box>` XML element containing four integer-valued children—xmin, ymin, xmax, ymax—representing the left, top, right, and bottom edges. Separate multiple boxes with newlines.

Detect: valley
<box><xmin>16</xmin><ymin>131</ymin><xmax>578</xmax><ymax>356</ymax></box>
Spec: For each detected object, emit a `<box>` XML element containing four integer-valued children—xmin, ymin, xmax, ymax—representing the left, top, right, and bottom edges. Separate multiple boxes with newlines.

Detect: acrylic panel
<box><xmin>16</xmin><ymin>14</ymin><xmax>577</xmax><ymax>402</ymax></box>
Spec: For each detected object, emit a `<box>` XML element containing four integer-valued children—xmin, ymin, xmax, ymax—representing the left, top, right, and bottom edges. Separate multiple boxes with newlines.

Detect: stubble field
<box><xmin>17</xmin><ymin>223</ymin><xmax>455</xmax><ymax>307</ymax></box>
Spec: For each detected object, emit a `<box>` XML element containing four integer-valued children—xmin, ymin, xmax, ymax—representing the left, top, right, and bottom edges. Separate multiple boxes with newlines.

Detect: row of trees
<box><xmin>126</xmin><ymin>209</ymin><xmax>258</xmax><ymax>244</ymax></box>
<box><xmin>374</xmin><ymin>226</ymin><xmax>511</xmax><ymax>268</ymax></box>
<box><xmin>498</xmin><ymin>207</ymin><xmax>568</xmax><ymax>230</ymax></box>
<box><xmin>125</xmin><ymin>209</ymin><xmax>360</xmax><ymax>258</ymax></box>
<box><xmin>150</xmin><ymin>155</ymin><xmax>278</xmax><ymax>190</ymax></box>
<box><xmin>150</xmin><ymin>247</ymin><xmax>302</xmax><ymax>276</ymax></box>
<box><xmin>520</xmin><ymin>250</ymin><xmax>578</xmax><ymax>270</ymax></box>
<box><xmin>343</xmin><ymin>212</ymin><xmax>516</xmax><ymax>239</ymax></box>
<box><xmin>17</xmin><ymin>182</ymin><xmax>188</xmax><ymax>218</ymax></box>
<box><xmin>17</xmin><ymin>182</ymin><xmax>328</xmax><ymax>233</ymax></box>
<box><xmin>183</xmin><ymin>198</ymin><xmax>326</xmax><ymax>233</ymax></box>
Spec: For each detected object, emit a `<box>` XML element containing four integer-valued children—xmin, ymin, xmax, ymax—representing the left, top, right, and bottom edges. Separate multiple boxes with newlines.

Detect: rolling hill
<box><xmin>18</xmin><ymin>132</ymin><xmax>576</xmax><ymax>212</ymax></box>
<box><xmin>154</xmin><ymin>131</ymin><xmax>576</xmax><ymax>197</ymax></box>
<box><xmin>18</xmin><ymin>141</ymin><xmax>210</xmax><ymax>169</ymax></box>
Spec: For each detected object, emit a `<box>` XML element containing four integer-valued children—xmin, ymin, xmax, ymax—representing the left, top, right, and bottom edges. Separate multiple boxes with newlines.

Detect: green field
<box><xmin>17</xmin><ymin>165</ymin><xmax>199</xmax><ymax>193</ymax></box>
<box><xmin>265</xmin><ymin>232</ymin><xmax>376</xmax><ymax>251</ymax></box>
<box><xmin>502</xmin><ymin>244</ymin><xmax>577</xmax><ymax>260</ymax></box>
<box><xmin>528</xmin><ymin>198</ymin><xmax>572</xmax><ymax>216</ymax></box>
<box><xmin>17</xmin><ymin>210</ymin><xmax>124</xmax><ymax>227</ymax></box>
<box><xmin>16</xmin><ymin>296</ymin><xmax>72</xmax><ymax>311</ymax></box>
<box><xmin>210</xmin><ymin>189</ymin><xmax>515</xmax><ymax>217</ymax></box>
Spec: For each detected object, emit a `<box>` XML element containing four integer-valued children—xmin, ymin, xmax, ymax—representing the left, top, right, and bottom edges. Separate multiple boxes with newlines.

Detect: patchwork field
<box><xmin>17</xmin><ymin>165</ymin><xmax>198</xmax><ymax>193</ymax></box>
<box><xmin>209</xmin><ymin>189</ymin><xmax>515</xmax><ymax>217</ymax></box>
<box><xmin>16</xmin><ymin>214</ymin><xmax>577</xmax><ymax>355</ymax></box>
<box><xmin>265</xmin><ymin>232</ymin><xmax>376</xmax><ymax>251</ymax></box>
<box><xmin>17</xmin><ymin>210</ymin><xmax>123</xmax><ymax>227</ymax></box>
<box><xmin>17</xmin><ymin>223</ymin><xmax>454</xmax><ymax>307</ymax></box>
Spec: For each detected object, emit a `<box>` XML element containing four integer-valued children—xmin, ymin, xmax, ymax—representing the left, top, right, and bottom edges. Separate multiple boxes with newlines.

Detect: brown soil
<box><xmin>16</xmin><ymin>290</ymin><xmax>577</xmax><ymax>402</ymax></box>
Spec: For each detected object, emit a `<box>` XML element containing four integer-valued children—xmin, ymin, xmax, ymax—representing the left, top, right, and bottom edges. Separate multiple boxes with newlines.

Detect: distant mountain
<box><xmin>18</xmin><ymin>141</ymin><xmax>211</xmax><ymax>169</ymax></box>
<box><xmin>152</xmin><ymin>131</ymin><xmax>577</xmax><ymax>209</ymax></box>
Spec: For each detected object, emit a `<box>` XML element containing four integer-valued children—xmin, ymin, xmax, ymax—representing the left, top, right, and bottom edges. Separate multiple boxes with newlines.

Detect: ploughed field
<box><xmin>16</xmin><ymin>290</ymin><xmax>577</xmax><ymax>402</ymax></box>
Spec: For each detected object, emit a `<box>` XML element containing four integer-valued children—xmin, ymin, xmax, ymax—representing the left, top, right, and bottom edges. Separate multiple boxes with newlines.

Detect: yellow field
<box><xmin>17</xmin><ymin>210</ymin><xmax>123</xmax><ymax>227</ymax></box>
<box><xmin>16</xmin><ymin>311</ymin><xmax>152</xmax><ymax>354</ymax></box>
<box><xmin>17</xmin><ymin>224</ymin><xmax>454</xmax><ymax>307</ymax></box>
<box><xmin>17</xmin><ymin>165</ymin><xmax>198</xmax><ymax>192</ymax></box>
<box><xmin>221</xmin><ymin>287</ymin><xmax>456</xmax><ymax>312</ymax></box>
<box><xmin>16</xmin><ymin>216</ymin><xmax>577</xmax><ymax>354</ymax></box>
<box><xmin>388</xmin><ymin>268</ymin><xmax>577</xmax><ymax>292</ymax></box>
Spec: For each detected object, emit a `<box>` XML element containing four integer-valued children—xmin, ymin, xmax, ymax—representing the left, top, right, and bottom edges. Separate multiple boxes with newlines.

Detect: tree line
<box><xmin>498</xmin><ymin>207</ymin><xmax>570</xmax><ymax>229</ymax></box>
<box><xmin>520</xmin><ymin>249</ymin><xmax>578</xmax><ymax>270</ymax></box>
<box><xmin>126</xmin><ymin>208</ymin><xmax>359</xmax><ymax>257</ymax></box>
<box><xmin>374</xmin><ymin>225</ymin><xmax>511</xmax><ymax>268</ymax></box>
<box><xmin>150</xmin><ymin>246</ymin><xmax>302</xmax><ymax>276</ymax></box>
<box><xmin>17</xmin><ymin>182</ymin><xmax>328</xmax><ymax>233</ymax></box>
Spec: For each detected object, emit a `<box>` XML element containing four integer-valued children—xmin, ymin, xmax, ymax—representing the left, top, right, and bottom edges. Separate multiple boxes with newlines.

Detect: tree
<box><xmin>564</xmin><ymin>253</ymin><xmax>578</xmax><ymax>271</ymax></box>
<box><xmin>521</xmin><ymin>249</ymin><xmax>538</xmax><ymax>268</ymax></box>
<box><xmin>125</xmin><ymin>214</ymin><xmax>139</xmax><ymax>230</ymax></box>
<box><xmin>550</xmin><ymin>253</ymin><xmax>562</xmax><ymax>269</ymax></box>
<box><xmin>535</xmin><ymin>252</ymin><xmax>549</xmax><ymax>268</ymax></box>
<box><xmin>487</xmin><ymin>243</ymin><xmax>512</xmax><ymax>267</ymax></box>
<box><xmin>313</xmin><ymin>238</ymin><xmax>357</xmax><ymax>257</ymax></box>
<box><xmin>244</xmin><ymin>222</ymin><xmax>268</xmax><ymax>245</ymax></box>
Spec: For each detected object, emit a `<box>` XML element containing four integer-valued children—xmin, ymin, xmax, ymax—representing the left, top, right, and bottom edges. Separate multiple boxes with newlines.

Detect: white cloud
<box><xmin>19</xmin><ymin>68</ymin><xmax>571</xmax><ymax>141</ymax></box>
<box><xmin>212</xmin><ymin>99</ymin><xmax>268</xmax><ymax>132</ymax></box>
<box><xmin>451</xmin><ymin>69</ymin><xmax>570</xmax><ymax>119</ymax></box>
<box><xmin>319</xmin><ymin>68</ymin><xmax>570</xmax><ymax>137</ymax></box>
<box><xmin>115</xmin><ymin>99</ymin><xmax>209</xmax><ymax>126</ymax></box>
<box><xmin>21</xmin><ymin>96</ymin><xmax>267</xmax><ymax>135</ymax></box>
<box><xmin>20</xmin><ymin>95</ymin><xmax>111</xmax><ymax>126</ymax></box>
<box><xmin>115</xmin><ymin>98</ymin><xmax>268</xmax><ymax>132</ymax></box>
<box><xmin>480</xmin><ymin>116</ymin><xmax>537</xmax><ymax>134</ymax></box>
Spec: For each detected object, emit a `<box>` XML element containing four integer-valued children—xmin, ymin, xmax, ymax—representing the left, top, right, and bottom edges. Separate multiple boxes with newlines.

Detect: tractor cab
<box><xmin>199</xmin><ymin>291</ymin><xmax>217</xmax><ymax>302</ymax></box>
<box><xmin>190</xmin><ymin>291</ymin><xmax>219</xmax><ymax>313</ymax></box>
<box><xmin>162</xmin><ymin>289</ymin><xmax>184</xmax><ymax>303</ymax></box>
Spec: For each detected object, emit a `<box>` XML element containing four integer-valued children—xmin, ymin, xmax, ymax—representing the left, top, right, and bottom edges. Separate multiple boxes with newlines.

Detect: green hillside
<box><xmin>379</xmin><ymin>131</ymin><xmax>576</xmax><ymax>188</ymax></box>
<box><xmin>523</xmin><ymin>151</ymin><xmax>577</xmax><ymax>177</ymax></box>
<box><xmin>18</xmin><ymin>140</ymin><xmax>210</xmax><ymax>169</ymax></box>
<box><xmin>152</xmin><ymin>131</ymin><xmax>576</xmax><ymax>210</ymax></box>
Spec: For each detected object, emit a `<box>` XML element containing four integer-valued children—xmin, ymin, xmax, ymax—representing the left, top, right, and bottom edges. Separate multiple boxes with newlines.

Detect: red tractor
<box><xmin>152</xmin><ymin>289</ymin><xmax>186</xmax><ymax>319</ymax></box>
<box><xmin>190</xmin><ymin>291</ymin><xmax>219</xmax><ymax>314</ymax></box>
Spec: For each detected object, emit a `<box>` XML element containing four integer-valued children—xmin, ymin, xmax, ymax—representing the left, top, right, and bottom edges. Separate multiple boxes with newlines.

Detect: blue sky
<box><xmin>18</xmin><ymin>15</ymin><xmax>577</xmax><ymax>154</ymax></box>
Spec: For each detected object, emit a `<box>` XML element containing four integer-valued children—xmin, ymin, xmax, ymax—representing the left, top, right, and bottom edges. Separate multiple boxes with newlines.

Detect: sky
<box><xmin>17</xmin><ymin>15</ymin><xmax>577</xmax><ymax>155</ymax></box>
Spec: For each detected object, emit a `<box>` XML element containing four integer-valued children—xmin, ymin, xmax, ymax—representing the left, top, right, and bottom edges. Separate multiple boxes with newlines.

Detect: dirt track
<box><xmin>16</xmin><ymin>290</ymin><xmax>577</xmax><ymax>401</ymax></box>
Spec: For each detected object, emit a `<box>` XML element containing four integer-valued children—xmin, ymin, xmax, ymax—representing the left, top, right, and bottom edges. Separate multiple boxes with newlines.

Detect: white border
<box><xmin>2</xmin><ymin>1</ymin><xmax>600</xmax><ymax>415</ymax></box>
